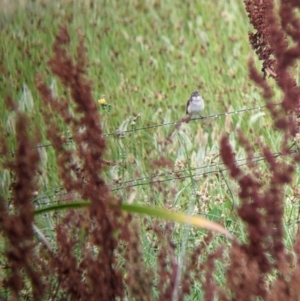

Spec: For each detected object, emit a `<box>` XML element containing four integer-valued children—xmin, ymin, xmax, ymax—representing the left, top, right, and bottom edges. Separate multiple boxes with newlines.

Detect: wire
<box><xmin>0</xmin><ymin>103</ymin><xmax>276</xmax><ymax>156</ymax></box>
<box><xmin>31</xmin><ymin>147</ymin><xmax>295</xmax><ymax>206</ymax></box>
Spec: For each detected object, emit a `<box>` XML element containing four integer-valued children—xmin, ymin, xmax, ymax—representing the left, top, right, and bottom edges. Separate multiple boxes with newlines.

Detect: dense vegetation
<box><xmin>1</xmin><ymin>0</ymin><xmax>300</xmax><ymax>300</ymax></box>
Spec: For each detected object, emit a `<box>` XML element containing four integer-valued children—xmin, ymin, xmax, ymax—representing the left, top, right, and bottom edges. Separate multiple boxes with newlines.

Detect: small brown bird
<box><xmin>186</xmin><ymin>90</ymin><xmax>205</xmax><ymax>116</ymax></box>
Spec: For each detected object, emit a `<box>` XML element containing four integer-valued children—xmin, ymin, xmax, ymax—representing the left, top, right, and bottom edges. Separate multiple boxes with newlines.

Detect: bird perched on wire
<box><xmin>186</xmin><ymin>90</ymin><xmax>204</xmax><ymax>117</ymax></box>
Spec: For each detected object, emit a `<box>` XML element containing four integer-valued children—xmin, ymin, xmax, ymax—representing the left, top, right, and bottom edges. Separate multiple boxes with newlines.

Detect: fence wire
<box><xmin>1</xmin><ymin>103</ymin><xmax>278</xmax><ymax>156</ymax></box>
<box><xmin>32</xmin><ymin>146</ymin><xmax>297</xmax><ymax>207</ymax></box>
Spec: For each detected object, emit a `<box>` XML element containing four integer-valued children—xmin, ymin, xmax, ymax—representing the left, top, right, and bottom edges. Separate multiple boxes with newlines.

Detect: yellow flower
<box><xmin>98</xmin><ymin>98</ymin><xmax>106</xmax><ymax>105</ymax></box>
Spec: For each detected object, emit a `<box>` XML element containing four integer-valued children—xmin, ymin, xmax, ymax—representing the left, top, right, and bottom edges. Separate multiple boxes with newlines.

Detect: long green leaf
<box><xmin>34</xmin><ymin>201</ymin><xmax>234</xmax><ymax>239</ymax></box>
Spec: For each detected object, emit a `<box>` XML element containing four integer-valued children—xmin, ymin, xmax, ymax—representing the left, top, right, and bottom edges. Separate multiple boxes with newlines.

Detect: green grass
<box><xmin>1</xmin><ymin>0</ymin><xmax>299</xmax><ymax>299</ymax></box>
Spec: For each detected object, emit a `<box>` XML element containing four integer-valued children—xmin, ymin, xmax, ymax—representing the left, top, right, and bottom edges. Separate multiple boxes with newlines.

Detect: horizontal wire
<box><xmin>102</xmin><ymin>104</ymin><xmax>269</xmax><ymax>137</ymax></box>
<box><xmin>32</xmin><ymin>147</ymin><xmax>295</xmax><ymax>206</ymax></box>
<box><xmin>110</xmin><ymin>150</ymin><xmax>292</xmax><ymax>190</ymax></box>
<box><xmin>1</xmin><ymin>103</ymin><xmax>275</xmax><ymax>156</ymax></box>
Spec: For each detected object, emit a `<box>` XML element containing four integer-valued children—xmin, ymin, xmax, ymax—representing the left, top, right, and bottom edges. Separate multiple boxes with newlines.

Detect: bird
<box><xmin>186</xmin><ymin>90</ymin><xmax>204</xmax><ymax>117</ymax></box>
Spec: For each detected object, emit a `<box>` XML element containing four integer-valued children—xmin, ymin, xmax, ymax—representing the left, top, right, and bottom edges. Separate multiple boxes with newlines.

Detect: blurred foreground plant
<box><xmin>0</xmin><ymin>25</ymin><xmax>231</xmax><ymax>301</ymax></box>
<box><xmin>2</xmin><ymin>0</ymin><xmax>300</xmax><ymax>299</ymax></box>
<box><xmin>217</xmin><ymin>0</ymin><xmax>300</xmax><ymax>300</ymax></box>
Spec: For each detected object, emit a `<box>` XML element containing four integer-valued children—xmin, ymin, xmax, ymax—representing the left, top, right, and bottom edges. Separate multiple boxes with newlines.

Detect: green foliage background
<box><xmin>1</xmin><ymin>0</ymin><xmax>299</xmax><ymax>298</ymax></box>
